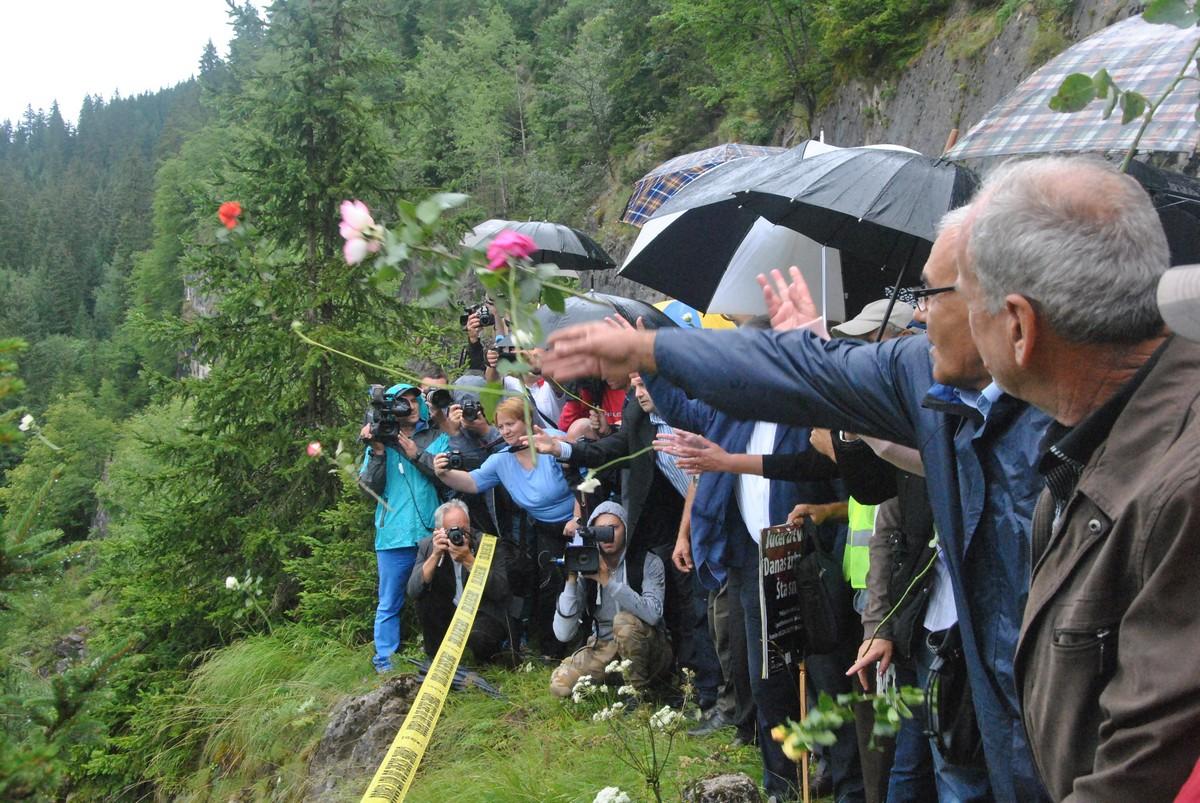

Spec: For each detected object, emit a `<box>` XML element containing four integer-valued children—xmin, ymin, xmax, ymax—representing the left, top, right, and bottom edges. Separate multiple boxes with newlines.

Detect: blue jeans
<box><xmin>373</xmin><ymin>546</ymin><xmax>418</xmax><ymax>671</ymax></box>
<box><xmin>884</xmin><ymin>661</ymin><xmax>937</xmax><ymax>803</ymax></box>
<box><xmin>912</xmin><ymin>631</ymin><xmax>992</xmax><ymax>803</ymax></box>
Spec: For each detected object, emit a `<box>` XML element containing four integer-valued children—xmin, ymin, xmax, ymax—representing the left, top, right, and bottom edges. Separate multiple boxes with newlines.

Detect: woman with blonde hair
<box><xmin>435</xmin><ymin>396</ymin><xmax>576</xmax><ymax>657</ymax></box>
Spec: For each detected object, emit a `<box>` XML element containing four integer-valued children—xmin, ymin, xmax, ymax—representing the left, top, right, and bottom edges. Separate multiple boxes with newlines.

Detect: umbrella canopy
<box><xmin>1123</xmin><ymin>158</ymin><xmax>1200</xmax><ymax>266</ymax></box>
<box><xmin>654</xmin><ymin>299</ymin><xmax>737</xmax><ymax>329</ymax></box>
<box><xmin>620</xmin><ymin>140</ymin><xmax>846</xmax><ymax>318</ymax></box>
<box><xmin>740</xmin><ymin>147</ymin><xmax>978</xmax><ymax>282</ymax></box>
<box><xmin>945</xmin><ymin>14</ymin><xmax>1200</xmax><ymax>160</ymax></box>
<box><xmin>533</xmin><ymin>291</ymin><xmax>676</xmax><ymax>344</ymax></box>
<box><xmin>621</xmin><ymin>143</ymin><xmax>786</xmax><ymax>226</ymax></box>
<box><xmin>464</xmin><ymin>219</ymin><xmax>616</xmax><ymax>271</ymax></box>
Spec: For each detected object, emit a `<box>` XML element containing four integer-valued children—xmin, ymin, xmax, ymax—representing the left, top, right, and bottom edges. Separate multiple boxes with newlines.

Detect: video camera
<box><xmin>425</xmin><ymin>387</ymin><xmax>453</xmax><ymax>410</ymax></box>
<box><xmin>460</xmin><ymin>303</ymin><xmax>495</xmax><ymax>329</ymax></box>
<box><xmin>364</xmin><ymin>384</ymin><xmax>412</xmax><ymax>442</ymax></box>
<box><xmin>557</xmin><ymin>522</ymin><xmax>616</xmax><ymax>574</ymax></box>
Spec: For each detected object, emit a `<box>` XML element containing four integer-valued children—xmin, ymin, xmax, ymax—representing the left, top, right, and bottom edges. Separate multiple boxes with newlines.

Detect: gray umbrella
<box><xmin>533</xmin><ymin>291</ymin><xmax>675</xmax><ymax>345</ymax></box>
<box><xmin>464</xmin><ymin>219</ymin><xmax>616</xmax><ymax>271</ymax></box>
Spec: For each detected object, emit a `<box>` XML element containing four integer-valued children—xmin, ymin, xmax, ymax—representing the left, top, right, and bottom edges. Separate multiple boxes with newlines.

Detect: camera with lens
<box><xmin>460</xmin><ymin>303</ymin><xmax>495</xmax><ymax>328</ymax></box>
<box><xmin>446</xmin><ymin>526</ymin><xmax>468</xmax><ymax>547</ymax></box>
<box><xmin>364</xmin><ymin>384</ymin><xmax>412</xmax><ymax>442</ymax></box>
<box><xmin>558</xmin><ymin>522</ymin><xmax>616</xmax><ymax>574</ymax></box>
<box><xmin>461</xmin><ymin>399</ymin><xmax>482</xmax><ymax>421</ymax></box>
<box><xmin>445</xmin><ymin>449</ymin><xmax>465</xmax><ymax>470</ymax></box>
<box><xmin>425</xmin><ymin>387</ymin><xmax>453</xmax><ymax>410</ymax></box>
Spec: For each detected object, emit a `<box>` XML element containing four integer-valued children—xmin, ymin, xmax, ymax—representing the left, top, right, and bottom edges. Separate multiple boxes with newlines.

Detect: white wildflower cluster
<box><xmin>18</xmin><ymin>414</ymin><xmax>35</xmax><ymax>432</ymax></box>
<box><xmin>225</xmin><ymin>576</ymin><xmax>240</xmax><ymax>591</ymax></box>
<box><xmin>571</xmin><ymin>674</ymin><xmax>595</xmax><ymax>703</ymax></box>
<box><xmin>649</xmin><ymin>705</ymin><xmax>685</xmax><ymax>731</ymax></box>
<box><xmin>520</xmin><ymin>661</ymin><xmax>537</xmax><ymax>673</ymax></box>
<box><xmin>604</xmin><ymin>658</ymin><xmax>633</xmax><ymax>674</ymax></box>
<box><xmin>617</xmin><ymin>684</ymin><xmax>637</xmax><ymax>697</ymax></box>
<box><xmin>593</xmin><ymin>786</ymin><xmax>632</xmax><ymax>803</ymax></box>
<box><xmin>592</xmin><ymin>701</ymin><xmax>625</xmax><ymax>722</ymax></box>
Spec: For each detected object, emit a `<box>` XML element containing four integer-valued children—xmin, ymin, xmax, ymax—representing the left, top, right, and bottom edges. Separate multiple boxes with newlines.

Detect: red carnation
<box><xmin>218</xmin><ymin>201</ymin><xmax>243</xmax><ymax>230</ymax></box>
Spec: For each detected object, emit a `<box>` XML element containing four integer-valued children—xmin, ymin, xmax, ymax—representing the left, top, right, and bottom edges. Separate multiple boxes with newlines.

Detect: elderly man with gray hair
<box><xmin>407</xmin><ymin>499</ymin><xmax>514</xmax><ymax>661</ymax></box>
<box><xmin>958</xmin><ymin>155</ymin><xmax>1200</xmax><ymax>802</ymax></box>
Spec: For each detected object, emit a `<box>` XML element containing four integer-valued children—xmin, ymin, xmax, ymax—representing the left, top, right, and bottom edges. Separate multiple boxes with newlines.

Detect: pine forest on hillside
<box><xmin>0</xmin><ymin>0</ymin><xmax>1075</xmax><ymax>799</ymax></box>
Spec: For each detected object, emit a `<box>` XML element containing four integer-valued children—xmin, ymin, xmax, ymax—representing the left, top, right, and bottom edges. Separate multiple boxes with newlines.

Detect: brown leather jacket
<box><xmin>1016</xmin><ymin>336</ymin><xmax>1200</xmax><ymax>801</ymax></box>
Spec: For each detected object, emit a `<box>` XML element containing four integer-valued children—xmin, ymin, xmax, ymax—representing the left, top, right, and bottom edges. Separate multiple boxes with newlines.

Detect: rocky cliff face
<box><xmin>809</xmin><ymin>0</ymin><xmax>1139</xmax><ymax>156</ymax></box>
<box><xmin>587</xmin><ymin>0</ymin><xmax>1143</xmax><ymax>299</ymax></box>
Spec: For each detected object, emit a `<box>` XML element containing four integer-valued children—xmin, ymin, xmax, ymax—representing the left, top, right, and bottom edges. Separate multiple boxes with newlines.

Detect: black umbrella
<box><xmin>1121</xmin><ymin>159</ymin><xmax>1200</xmax><ymax>266</ymax></box>
<box><xmin>533</xmin><ymin>291</ymin><xmax>675</xmax><ymax>345</ymax></box>
<box><xmin>464</xmin><ymin>219</ymin><xmax>616</xmax><ymax>271</ymax></box>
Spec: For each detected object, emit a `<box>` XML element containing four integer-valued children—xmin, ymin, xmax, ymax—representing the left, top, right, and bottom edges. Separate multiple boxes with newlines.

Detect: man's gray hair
<box><xmin>937</xmin><ymin>204</ymin><xmax>971</xmax><ymax>237</ymax></box>
<box><xmin>966</xmin><ymin>156</ymin><xmax>1169</xmax><ymax>344</ymax></box>
<box><xmin>434</xmin><ymin>499</ymin><xmax>470</xmax><ymax>529</ymax></box>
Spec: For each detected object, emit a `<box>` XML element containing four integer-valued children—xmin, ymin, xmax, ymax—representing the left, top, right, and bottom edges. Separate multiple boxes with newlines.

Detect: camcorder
<box><xmin>461</xmin><ymin>399</ymin><xmax>482</xmax><ymax>421</ymax></box>
<box><xmin>364</xmin><ymin>384</ymin><xmax>412</xmax><ymax>442</ymax></box>
<box><xmin>558</xmin><ymin>522</ymin><xmax>616</xmax><ymax>574</ymax></box>
<box><xmin>460</xmin><ymin>303</ymin><xmax>495</xmax><ymax>328</ymax></box>
<box><xmin>446</xmin><ymin>526</ymin><xmax>468</xmax><ymax>547</ymax></box>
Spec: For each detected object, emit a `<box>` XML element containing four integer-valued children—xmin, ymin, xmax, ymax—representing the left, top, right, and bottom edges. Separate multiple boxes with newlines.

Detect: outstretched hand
<box><xmin>757</xmin><ymin>266</ymin><xmax>830</xmax><ymax>339</ymax></box>
<box><xmin>654</xmin><ymin>429</ymin><xmax>730</xmax><ymax>475</ymax></box>
<box><xmin>527</xmin><ymin>425</ymin><xmax>562</xmax><ymax>456</ymax></box>
<box><xmin>543</xmin><ymin>323</ymin><xmax>657</xmax><ymax>384</ymax></box>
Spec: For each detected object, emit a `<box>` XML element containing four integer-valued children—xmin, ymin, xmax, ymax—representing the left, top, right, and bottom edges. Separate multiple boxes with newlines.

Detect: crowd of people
<box><xmin>356</xmin><ymin>155</ymin><xmax>1200</xmax><ymax>803</ymax></box>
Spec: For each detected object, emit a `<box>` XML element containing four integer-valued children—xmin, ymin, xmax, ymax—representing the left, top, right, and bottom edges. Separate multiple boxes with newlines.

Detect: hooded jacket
<box><xmin>359</xmin><ymin>383</ymin><xmax>450</xmax><ymax>550</ymax></box>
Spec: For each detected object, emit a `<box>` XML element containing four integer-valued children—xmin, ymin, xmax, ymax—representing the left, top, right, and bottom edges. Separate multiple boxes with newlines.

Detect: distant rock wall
<box><xmin>587</xmin><ymin>0</ymin><xmax>1142</xmax><ymax>301</ymax></box>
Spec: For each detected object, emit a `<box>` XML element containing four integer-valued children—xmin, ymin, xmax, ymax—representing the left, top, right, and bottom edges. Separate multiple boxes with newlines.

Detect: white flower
<box><xmin>225</xmin><ymin>576</ymin><xmax>239</xmax><ymax>591</ymax></box>
<box><xmin>649</xmin><ymin>705</ymin><xmax>684</xmax><ymax>731</ymax></box>
<box><xmin>617</xmin><ymin>685</ymin><xmax>636</xmax><ymax>697</ymax></box>
<box><xmin>618</xmin><ymin>658</ymin><xmax>633</xmax><ymax>672</ymax></box>
<box><xmin>593</xmin><ymin>787</ymin><xmax>632</xmax><ymax>803</ymax></box>
<box><xmin>18</xmin><ymin>414</ymin><xmax>34</xmax><ymax>432</ymax></box>
<box><xmin>571</xmin><ymin>674</ymin><xmax>595</xmax><ymax>703</ymax></box>
<box><xmin>605</xmin><ymin>659</ymin><xmax>621</xmax><ymax>674</ymax></box>
<box><xmin>577</xmin><ymin>475</ymin><xmax>601</xmax><ymax>494</ymax></box>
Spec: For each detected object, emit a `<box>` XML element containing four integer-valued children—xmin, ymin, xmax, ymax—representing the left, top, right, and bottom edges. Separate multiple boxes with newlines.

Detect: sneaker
<box><xmin>688</xmin><ymin>708</ymin><xmax>735</xmax><ymax>737</ymax></box>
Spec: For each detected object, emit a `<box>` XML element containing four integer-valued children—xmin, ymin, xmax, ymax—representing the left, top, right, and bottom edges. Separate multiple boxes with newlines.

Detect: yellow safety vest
<box><xmin>843</xmin><ymin>498</ymin><xmax>874</xmax><ymax>590</ymax></box>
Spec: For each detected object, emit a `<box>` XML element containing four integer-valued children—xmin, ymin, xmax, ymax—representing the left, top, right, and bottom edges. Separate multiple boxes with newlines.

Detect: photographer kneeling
<box><xmin>549</xmin><ymin>502</ymin><xmax>672</xmax><ymax>698</ymax></box>
<box><xmin>407</xmin><ymin>500</ymin><xmax>513</xmax><ymax>661</ymax></box>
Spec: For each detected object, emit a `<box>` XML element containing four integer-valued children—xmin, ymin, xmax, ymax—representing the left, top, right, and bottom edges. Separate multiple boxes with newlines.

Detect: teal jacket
<box><xmin>359</xmin><ymin>384</ymin><xmax>450</xmax><ymax>550</ymax></box>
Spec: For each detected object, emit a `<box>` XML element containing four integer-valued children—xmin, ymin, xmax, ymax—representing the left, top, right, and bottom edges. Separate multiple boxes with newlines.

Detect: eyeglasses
<box><xmin>909</xmin><ymin>284</ymin><xmax>955</xmax><ymax>311</ymax></box>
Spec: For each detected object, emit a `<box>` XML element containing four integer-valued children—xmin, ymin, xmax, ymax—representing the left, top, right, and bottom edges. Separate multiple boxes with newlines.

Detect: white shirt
<box><xmin>735</xmin><ymin>421</ymin><xmax>777</xmax><ymax>544</ymax></box>
<box><xmin>922</xmin><ymin>540</ymin><xmax>958</xmax><ymax>632</ymax></box>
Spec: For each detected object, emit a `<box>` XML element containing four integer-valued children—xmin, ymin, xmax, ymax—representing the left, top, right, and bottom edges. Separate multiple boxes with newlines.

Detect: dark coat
<box><xmin>406</xmin><ymin>530</ymin><xmax>512</xmax><ymax>637</ymax></box>
<box><xmin>651</xmin><ymin>326</ymin><xmax>1052</xmax><ymax>803</ymax></box>
<box><xmin>1016</xmin><ymin>335</ymin><xmax>1200</xmax><ymax>802</ymax></box>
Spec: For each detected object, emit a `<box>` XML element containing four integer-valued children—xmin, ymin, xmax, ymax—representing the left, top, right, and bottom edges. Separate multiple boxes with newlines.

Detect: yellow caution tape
<box><xmin>360</xmin><ymin>533</ymin><xmax>497</xmax><ymax>803</ymax></box>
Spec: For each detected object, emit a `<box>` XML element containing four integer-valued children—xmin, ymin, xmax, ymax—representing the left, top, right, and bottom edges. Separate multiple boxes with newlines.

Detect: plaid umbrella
<box><xmin>946</xmin><ymin>14</ymin><xmax>1200</xmax><ymax>160</ymax></box>
<box><xmin>621</xmin><ymin>143</ymin><xmax>786</xmax><ymax>226</ymax></box>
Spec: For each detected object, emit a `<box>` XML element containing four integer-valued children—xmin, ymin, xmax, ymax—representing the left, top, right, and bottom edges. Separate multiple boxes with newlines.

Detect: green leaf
<box><xmin>416</xmin><ymin>198</ymin><xmax>442</xmax><ymax>226</ymax></box>
<box><xmin>430</xmin><ymin>192</ymin><xmax>469</xmax><ymax>210</ymax></box>
<box><xmin>1048</xmin><ymin>73</ymin><xmax>1097</xmax><ymax>113</ymax></box>
<box><xmin>480</xmin><ymin>380</ymin><xmax>505</xmax><ymax>421</ymax></box>
<box><xmin>1144</xmin><ymin>0</ymin><xmax>1198</xmax><ymax>28</ymax></box>
<box><xmin>542</xmin><ymin>285</ymin><xmax>566</xmax><ymax>313</ymax></box>
<box><xmin>1091</xmin><ymin>68</ymin><xmax>1114</xmax><ymax>99</ymax></box>
<box><xmin>1120</xmin><ymin>90</ymin><xmax>1149</xmax><ymax>124</ymax></box>
<box><xmin>1103</xmin><ymin>90</ymin><xmax>1120</xmax><ymax>121</ymax></box>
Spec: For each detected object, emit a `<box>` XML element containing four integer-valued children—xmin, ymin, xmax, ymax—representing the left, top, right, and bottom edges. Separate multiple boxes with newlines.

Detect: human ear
<box><xmin>1005</xmin><ymin>294</ymin><xmax>1038</xmax><ymax>368</ymax></box>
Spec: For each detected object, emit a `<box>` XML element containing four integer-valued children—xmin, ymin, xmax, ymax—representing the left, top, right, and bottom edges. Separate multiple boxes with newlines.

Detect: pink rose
<box><xmin>486</xmin><ymin>230</ymin><xmax>537</xmax><ymax>271</ymax></box>
<box><xmin>306</xmin><ymin>441</ymin><xmax>323</xmax><ymax>457</ymax></box>
<box><xmin>339</xmin><ymin>200</ymin><xmax>382</xmax><ymax>265</ymax></box>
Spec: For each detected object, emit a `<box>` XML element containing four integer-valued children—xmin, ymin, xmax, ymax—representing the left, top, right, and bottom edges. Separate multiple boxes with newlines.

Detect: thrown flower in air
<box><xmin>577</xmin><ymin>474</ymin><xmax>601</xmax><ymax>495</ymax></box>
<box><xmin>225</xmin><ymin>576</ymin><xmax>239</xmax><ymax>591</ymax></box>
<box><xmin>339</xmin><ymin>199</ymin><xmax>383</xmax><ymax>266</ymax></box>
<box><xmin>306</xmin><ymin>441</ymin><xmax>323</xmax><ymax>458</ymax></box>
<box><xmin>218</xmin><ymin>201</ymin><xmax>242</xmax><ymax>230</ymax></box>
<box><xmin>18</xmin><ymin>413</ymin><xmax>34</xmax><ymax>432</ymax></box>
<box><xmin>486</xmin><ymin>230</ymin><xmax>537</xmax><ymax>271</ymax></box>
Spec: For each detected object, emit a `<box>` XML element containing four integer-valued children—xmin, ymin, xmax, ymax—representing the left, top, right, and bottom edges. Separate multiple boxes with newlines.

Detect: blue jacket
<box><xmin>359</xmin><ymin>383</ymin><xmax>450</xmax><ymax>550</ymax></box>
<box><xmin>644</xmin><ymin>374</ymin><xmax>843</xmax><ymax>591</ymax></box>
<box><xmin>652</xmin><ymin>327</ymin><xmax>1052</xmax><ymax>803</ymax></box>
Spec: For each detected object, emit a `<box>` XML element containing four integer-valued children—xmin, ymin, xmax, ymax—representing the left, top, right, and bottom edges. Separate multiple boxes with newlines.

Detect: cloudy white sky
<box><xmin>1</xmin><ymin>0</ymin><xmax>248</xmax><ymax>125</ymax></box>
